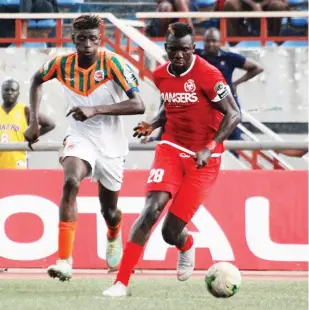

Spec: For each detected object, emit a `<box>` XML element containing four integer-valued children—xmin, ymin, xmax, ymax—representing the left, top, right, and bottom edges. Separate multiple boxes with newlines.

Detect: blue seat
<box><xmin>57</xmin><ymin>0</ymin><xmax>83</xmax><ymax>5</ymax></box>
<box><xmin>235</xmin><ymin>41</ymin><xmax>277</xmax><ymax>48</ymax></box>
<box><xmin>0</xmin><ymin>0</ymin><xmax>19</xmax><ymax>6</ymax></box>
<box><xmin>281</xmin><ymin>40</ymin><xmax>308</xmax><ymax>47</ymax></box>
<box><xmin>9</xmin><ymin>42</ymin><xmax>48</xmax><ymax>48</ymax></box>
<box><xmin>288</xmin><ymin>0</ymin><xmax>305</xmax><ymax>5</ymax></box>
<box><xmin>195</xmin><ymin>0</ymin><xmax>216</xmax><ymax>7</ymax></box>
<box><xmin>290</xmin><ymin>17</ymin><xmax>308</xmax><ymax>27</ymax></box>
<box><xmin>28</xmin><ymin>19</ymin><xmax>56</xmax><ymax>29</ymax></box>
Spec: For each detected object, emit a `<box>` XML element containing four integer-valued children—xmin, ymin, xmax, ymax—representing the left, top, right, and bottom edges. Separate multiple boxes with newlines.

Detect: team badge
<box><xmin>184</xmin><ymin>79</ymin><xmax>196</xmax><ymax>92</ymax></box>
<box><xmin>94</xmin><ymin>70</ymin><xmax>105</xmax><ymax>82</ymax></box>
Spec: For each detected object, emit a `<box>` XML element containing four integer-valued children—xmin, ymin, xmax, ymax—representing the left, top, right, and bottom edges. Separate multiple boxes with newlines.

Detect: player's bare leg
<box><xmin>103</xmin><ymin>191</ymin><xmax>171</xmax><ymax>297</ymax></box>
<box><xmin>162</xmin><ymin>212</ymin><xmax>195</xmax><ymax>281</ymax></box>
<box><xmin>98</xmin><ymin>183</ymin><xmax>123</xmax><ymax>271</ymax></box>
<box><xmin>48</xmin><ymin>157</ymin><xmax>90</xmax><ymax>281</ymax></box>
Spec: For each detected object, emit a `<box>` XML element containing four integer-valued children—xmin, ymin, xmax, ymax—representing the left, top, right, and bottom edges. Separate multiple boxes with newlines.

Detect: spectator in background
<box><xmin>20</xmin><ymin>0</ymin><xmax>59</xmax><ymax>38</ymax></box>
<box><xmin>195</xmin><ymin>28</ymin><xmax>263</xmax><ymax>157</ymax></box>
<box><xmin>145</xmin><ymin>0</ymin><xmax>193</xmax><ymax>37</ymax></box>
<box><xmin>0</xmin><ymin>5</ymin><xmax>18</xmax><ymax>47</ymax></box>
<box><xmin>0</xmin><ymin>79</ymin><xmax>55</xmax><ymax>169</ymax></box>
<box><xmin>223</xmin><ymin>0</ymin><xmax>288</xmax><ymax>41</ymax></box>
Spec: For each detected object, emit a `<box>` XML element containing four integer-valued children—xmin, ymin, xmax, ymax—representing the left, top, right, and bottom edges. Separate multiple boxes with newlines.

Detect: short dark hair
<box><xmin>73</xmin><ymin>14</ymin><xmax>102</xmax><ymax>31</ymax></box>
<box><xmin>166</xmin><ymin>22</ymin><xmax>194</xmax><ymax>40</ymax></box>
<box><xmin>2</xmin><ymin>79</ymin><xmax>19</xmax><ymax>90</ymax></box>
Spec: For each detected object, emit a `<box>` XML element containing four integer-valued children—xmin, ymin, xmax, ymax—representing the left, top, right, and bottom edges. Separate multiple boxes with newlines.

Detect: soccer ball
<box><xmin>205</xmin><ymin>262</ymin><xmax>241</xmax><ymax>298</ymax></box>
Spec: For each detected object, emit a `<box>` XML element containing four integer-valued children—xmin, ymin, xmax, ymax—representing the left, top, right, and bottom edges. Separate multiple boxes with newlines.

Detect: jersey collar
<box><xmin>167</xmin><ymin>55</ymin><xmax>196</xmax><ymax>77</ymax></box>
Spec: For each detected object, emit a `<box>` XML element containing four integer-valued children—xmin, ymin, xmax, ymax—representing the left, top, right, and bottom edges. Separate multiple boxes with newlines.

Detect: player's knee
<box><xmin>63</xmin><ymin>175</ymin><xmax>81</xmax><ymax>193</ymax></box>
<box><xmin>161</xmin><ymin>225</ymin><xmax>177</xmax><ymax>245</ymax></box>
<box><xmin>101</xmin><ymin>205</ymin><xmax>120</xmax><ymax>221</ymax></box>
<box><xmin>139</xmin><ymin>203</ymin><xmax>165</xmax><ymax>232</ymax></box>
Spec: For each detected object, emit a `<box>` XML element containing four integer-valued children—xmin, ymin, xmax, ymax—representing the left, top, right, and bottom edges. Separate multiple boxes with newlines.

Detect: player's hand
<box><xmin>194</xmin><ymin>147</ymin><xmax>212</xmax><ymax>169</ymax></box>
<box><xmin>66</xmin><ymin>106</ymin><xmax>97</xmax><ymax>121</ymax></box>
<box><xmin>133</xmin><ymin>122</ymin><xmax>153</xmax><ymax>138</ymax></box>
<box><xmin>24</xmin><ymin>121</ymin><xmax>40</xmax><ymax>150</ymax></box>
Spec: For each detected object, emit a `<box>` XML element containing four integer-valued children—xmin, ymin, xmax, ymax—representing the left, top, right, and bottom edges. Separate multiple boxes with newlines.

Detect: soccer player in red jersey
<box><xmin>103</xmin><ymin>22</ymin><xmax>241</xmax><ymax>297</ymax></box>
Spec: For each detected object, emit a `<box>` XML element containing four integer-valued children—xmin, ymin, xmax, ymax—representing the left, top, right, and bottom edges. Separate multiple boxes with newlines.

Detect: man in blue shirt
<box><xmin>195</xmin><ymin>27</ymin><xmax>263</xmax><ymax>157</ymax></box>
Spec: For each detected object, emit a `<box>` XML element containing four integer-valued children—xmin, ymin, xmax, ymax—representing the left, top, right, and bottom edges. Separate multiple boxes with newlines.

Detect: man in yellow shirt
<box><xmin>0</xmin><ymin>79</ymin><xmax>55</xmax><ymax>169</ymax></box>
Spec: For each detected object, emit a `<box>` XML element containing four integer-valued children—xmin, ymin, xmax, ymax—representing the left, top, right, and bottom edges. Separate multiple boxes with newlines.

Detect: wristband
<box><xmin>206</xmin><ymin>140</ymin><xmax>217</xmax><ymax>152</ymax></box>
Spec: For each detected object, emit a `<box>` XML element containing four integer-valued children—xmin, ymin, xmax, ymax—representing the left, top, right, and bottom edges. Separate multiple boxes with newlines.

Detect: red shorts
<box><xmin>146</xmin><ymin>143</ymin><xmax>221</xmax><ymax>223</ymax></box>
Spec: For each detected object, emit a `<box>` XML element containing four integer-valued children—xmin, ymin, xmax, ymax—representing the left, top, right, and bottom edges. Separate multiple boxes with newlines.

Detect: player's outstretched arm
<box><xmin>93</xmin><ymin>91</ymin><xmax>145</xmax><ymax>116</ymax></box>
<box><xmin>24</xmin><ymin>71</ymin><xmax>46</xmax><ymax>147</ymax></box>
<box><xmin>67</xmin><ymin>91</ymin><xmax>145</xmax><ymax>122</ymax></box>
<box><xmin>133</xmin><ymin>104</ymin><xmax>166</xmax><ymax>138</ymax></box>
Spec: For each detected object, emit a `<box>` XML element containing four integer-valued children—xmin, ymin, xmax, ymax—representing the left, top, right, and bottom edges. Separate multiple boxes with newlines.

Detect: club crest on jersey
<box><xmin>94</xmin><ymin>70</ymin><xmax>105</xmax><ymax>82</ymax></box>
<box><xmin>184</xmin><ymin>79</ymin><xmax>196</xmax><ymax>92</ymax></box>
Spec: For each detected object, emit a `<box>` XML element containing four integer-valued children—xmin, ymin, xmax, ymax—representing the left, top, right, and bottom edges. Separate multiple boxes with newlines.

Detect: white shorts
<box><xmin>60</xmin><ymin>135</ymin><xmax>125</xmax><ymax>191</ymax></box>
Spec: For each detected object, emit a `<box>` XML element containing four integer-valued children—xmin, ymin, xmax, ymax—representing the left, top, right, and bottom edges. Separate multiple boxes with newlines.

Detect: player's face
<box><xmin>204</xmin><ymin>32</ymin><xmax>220</xmax><ymax>56</ymax></box>
<box><xmin>1</xmin><ymin>81</ymin><xmax>19</xmax><ymax>106</ymax></box>
<box><xmin>73</xmin><ymin>28</ymin><xmax>101</xmax><ymax>58</ymax></box>
<box><xmin>165</xmin><ymin>34</ymin><xmax>195</xmax><ymax>73</ymax></box>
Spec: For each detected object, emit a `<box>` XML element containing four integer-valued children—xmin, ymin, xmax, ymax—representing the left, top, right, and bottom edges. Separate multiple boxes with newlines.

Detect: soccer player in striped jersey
<box><xmin>24</xmin><ymin>14</ymin><xmax>145</xmax><ymax>281</ymax></box>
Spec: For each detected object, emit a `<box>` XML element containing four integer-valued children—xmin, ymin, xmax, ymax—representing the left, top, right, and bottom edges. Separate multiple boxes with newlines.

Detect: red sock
<box><xmin>177</xmin><ymin>234</ymin><xmax>193</xmax><ymax>252</ymax></box>
<box><xmin>115</xmin><ymin>241</ymin><xmax>143</xmax><ymax>286</ymax></box>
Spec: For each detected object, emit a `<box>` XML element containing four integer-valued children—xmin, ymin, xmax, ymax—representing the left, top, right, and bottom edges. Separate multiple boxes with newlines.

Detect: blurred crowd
<box><xmin>0</xmin><ymin>0</ymin><xmax>307</xmax><ymax>45</ymax></box>
<box><xmin>146</xmin><ymin>0</ymin><xmax>308</xmax><ymax>40</ymax></box>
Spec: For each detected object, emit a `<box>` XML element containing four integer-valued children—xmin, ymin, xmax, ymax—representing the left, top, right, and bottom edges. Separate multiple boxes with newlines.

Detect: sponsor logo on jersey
<box><xmin>94</xmin><ymin>70</ymin><xmax>106</xmax><ymax>82</ymax></box>
<box><xmin>161</xmin><ymin>92</ymin><xmax>198</xmax><ymax>105</ymax></box>
<box><xmin>214</xmin><ymin>81</ymin><xmax>229</xmax><ymax>100</ymax></box>
<box><xmin>184</xmin><ymin>79</ymin><xmax>196</xmax><ymax>92</ymax></box>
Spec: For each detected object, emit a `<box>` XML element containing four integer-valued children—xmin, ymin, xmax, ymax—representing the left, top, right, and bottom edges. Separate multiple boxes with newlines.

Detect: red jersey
<box><xmin>153</xmin><ymin>55</ymin><xmax>230</xmax><ymax>153</ymax></box>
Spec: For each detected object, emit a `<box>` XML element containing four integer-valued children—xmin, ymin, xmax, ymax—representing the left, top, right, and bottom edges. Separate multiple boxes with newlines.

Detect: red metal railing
<box><xmin>136</xmin><ymin>11</ymin><xmax>308</xmax><ymax>46</ymax></box>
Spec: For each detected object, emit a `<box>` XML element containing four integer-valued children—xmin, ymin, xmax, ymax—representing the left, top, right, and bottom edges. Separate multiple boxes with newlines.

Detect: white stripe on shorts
<box><xmin>159</xmin><ymin>140</ymin><xmax>221</xmax><ymax>157</ymax></box>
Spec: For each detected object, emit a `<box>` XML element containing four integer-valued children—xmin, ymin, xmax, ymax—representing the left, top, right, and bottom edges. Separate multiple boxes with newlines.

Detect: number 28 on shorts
<box><xmin>147</xmin><ymin>168</ymin><xmax>165</xmax><ymax>183</ymax></box>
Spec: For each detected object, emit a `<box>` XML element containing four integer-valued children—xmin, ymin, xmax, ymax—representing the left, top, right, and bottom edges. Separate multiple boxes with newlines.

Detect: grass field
<box><xmin>0</xmin><ymin>274</ymin><xmax>307</xmax><ymax>310</ymax></box>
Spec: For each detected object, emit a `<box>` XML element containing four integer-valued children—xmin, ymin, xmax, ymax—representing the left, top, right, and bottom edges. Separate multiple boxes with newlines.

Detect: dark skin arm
<box><xmin>24</xmin><ymin>106</ymin><xmax>55</xmax><ymax>137</ymax></box>
<box><xmin>195</xmin><ymin>93</ymin><xmax>241</xmax><ymax>168</ymax></box>
<box><xmin>133</xmin><ymin>104</ymin><xmax>166</xmax><ymax>138</ymax></box>
<box><xmin>24</xmin><ymin>71</ymin><xmax>47</xmax><ymax>146</ymax></box>
<box><xmin>275</xmin><ymin>149</ymin><xmax>308</xmax><ymax>157</ymax></box>
<box><xmin>232</xmin><ymin>59</ymin><xmax>263</xmax><ymax>91</ymax></box>
<box><xmin>66</xmin><ymin>91</ymin><xmax>145</xmax><ymax>120</ymax></box>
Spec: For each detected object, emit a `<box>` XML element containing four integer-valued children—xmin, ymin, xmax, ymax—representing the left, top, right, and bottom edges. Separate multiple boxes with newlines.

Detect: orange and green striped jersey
<box><xmin>39</xmin><ymin>50</ymin><xmax>139</xmax><ymax>97</ymax></box>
